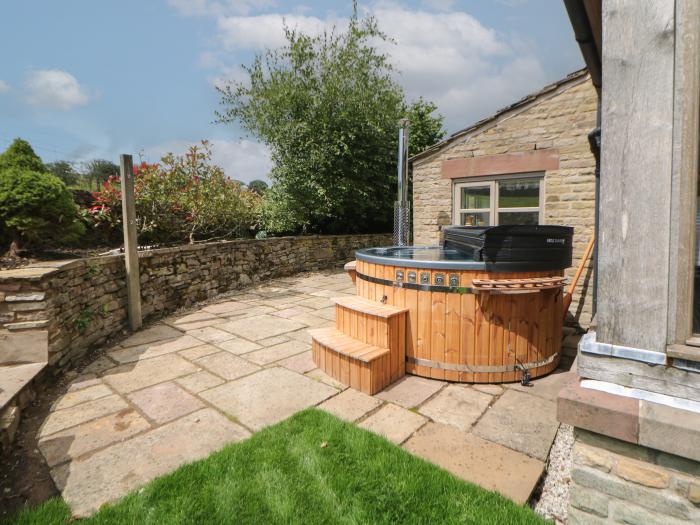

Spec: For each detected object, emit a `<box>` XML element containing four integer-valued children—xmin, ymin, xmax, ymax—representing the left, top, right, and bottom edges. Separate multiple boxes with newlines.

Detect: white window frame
<box><xmin>452</xmin><ymin>173</ymin><xmax>545</xmax><ymax>226</ymax></box>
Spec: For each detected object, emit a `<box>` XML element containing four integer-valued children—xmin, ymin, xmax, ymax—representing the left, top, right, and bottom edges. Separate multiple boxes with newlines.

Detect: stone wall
<box><xmin>0</xmin><ymin>234</ymin><xmax>390</xmax><ymax>376</ymax></box>
<box><xmin>412</xmin><ymin>75</ymin><xmax>598</xmax><ymax>328</ymax></box>
<box><xmin>569</xmin><ymin>429</ymin><xmax>700</xmax><ymax>524</ymax></box>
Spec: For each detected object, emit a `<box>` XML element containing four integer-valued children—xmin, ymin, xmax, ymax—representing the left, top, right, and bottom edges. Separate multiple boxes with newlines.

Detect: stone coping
<box><xmin>0</xmin><ymin>234</ymin><xmax>388</xmax><ymax>283</ymax></box>
<box><xmin>558</xmin><ymin>376</ymin><xmax>700</xmax><ymax>462</ymax></box>
<box><xmin>0</xmin><ymin>233</ymin><xmax>389</xmax><ymax>283</ymax></box>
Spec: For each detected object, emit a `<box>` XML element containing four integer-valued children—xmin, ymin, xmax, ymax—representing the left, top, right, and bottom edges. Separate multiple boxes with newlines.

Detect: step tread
<box><xmin>0</xmin><ymin>362</ymin><xmax>46</xmax><ymax>411</ymax></box>
<box><xmin>332</xmin><ymin>295</ymin><xmax>408</xmax><ymax>319</ymax></box>
<box><xmin>309</xmin><ymin>327</ymin><xmax>389</xmax><ymax>363</ymax></box>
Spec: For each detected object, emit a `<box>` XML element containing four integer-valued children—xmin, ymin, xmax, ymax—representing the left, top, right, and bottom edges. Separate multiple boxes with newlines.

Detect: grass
<box><xmin>5</xmin><ymin>409</ymin><xmax>544</xmax><ymax>525</ymax></box>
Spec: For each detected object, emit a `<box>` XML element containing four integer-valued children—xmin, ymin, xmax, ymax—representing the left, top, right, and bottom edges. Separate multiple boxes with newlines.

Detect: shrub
<box><xmin>0</xmin><ymin>167</ymin><xmax>85</xmax><ymax>253</ymax></box>
<box><xmin>86</xmin><ymin>141</ymin><xmax>260</xmax><ymax>245</ymax></box>
<box><xmin>0</xmin><ymin>138</ymin><xmax>45</xmax><ymax>172</ymax></box>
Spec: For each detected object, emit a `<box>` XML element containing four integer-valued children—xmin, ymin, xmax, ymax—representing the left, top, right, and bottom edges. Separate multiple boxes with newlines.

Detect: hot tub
<box><xmin>354</xmin><ymin>231</ymin><xmax>570</xmax><ymax>383</ymax></box>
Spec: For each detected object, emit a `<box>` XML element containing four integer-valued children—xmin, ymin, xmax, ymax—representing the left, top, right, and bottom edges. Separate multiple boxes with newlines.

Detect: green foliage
<box><xmin>74</xmin><ymin>307</ymin><xmax>93</xmax><ymax>333</ymax></box>
<box><xmin>85</xmin><ymin>159</ymin><xmax>120</xmax><ymax>190</ymax></box>
<box><xmin>218</xmin><ymin>7</ymin><xmax>445</xmax><ymax>235</ymax></box>
<box><xmin>86</xmin><ymin>141</ymin><xmax>260</xmax><ymax>245</ymax></box>
<box><xmin>46</xmin><ymin>160</ymin><xmax>80</xmax><ymax>186</ymax></box>
<box><xmin>0</xmin><ymin>167</ymin><xmax>85</xmax><ymax>250</ymax></box>
<box><xmin>85</xmin><ymin>262</ymin><xmax>102</xmax><ymax>278</ymax></box>
<box><xmin>247</xmin><ymin>179</ymin><xmax>269</xmax><ymax>195</ymax></box>
<box><xmin>404</xmin><ymin>98</ymin><xmax>447</xmax><ymax>155</ymax></box>
<box><xmin>0</xmin><ymin>138</ymin><xmax>45</xmax><ymax>172</ymax></box>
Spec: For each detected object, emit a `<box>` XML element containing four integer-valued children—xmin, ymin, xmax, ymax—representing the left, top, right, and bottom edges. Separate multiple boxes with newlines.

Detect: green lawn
<box><xmin>5</xmin><ymin>409</ymin><xmax>544</xmax><ymax>525</ymax></box>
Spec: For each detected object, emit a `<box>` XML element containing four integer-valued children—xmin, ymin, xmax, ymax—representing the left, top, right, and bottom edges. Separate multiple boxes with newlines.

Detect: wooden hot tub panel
<box><xmin>353</xmin><ymin>259</ymin><xmax>563</xmax><ymax>383</ymax></box>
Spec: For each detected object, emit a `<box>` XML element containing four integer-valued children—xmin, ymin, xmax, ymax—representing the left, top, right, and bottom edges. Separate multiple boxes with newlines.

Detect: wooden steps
<box><xmin>332</xmin><ymin>295</ymin><xmax>408</xmax><ymax>318</ymax></box>
<box><xmin>310</xmin><ymin>295</ymin><xmax>407</xmax><ymax>395</ymax></box>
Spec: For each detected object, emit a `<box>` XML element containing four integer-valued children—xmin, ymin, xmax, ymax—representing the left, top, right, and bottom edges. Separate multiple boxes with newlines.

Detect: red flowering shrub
<box><xmin>84</xmin><ymin>141</ymin><xmax>260</xmax><ymax>245</ymax></box>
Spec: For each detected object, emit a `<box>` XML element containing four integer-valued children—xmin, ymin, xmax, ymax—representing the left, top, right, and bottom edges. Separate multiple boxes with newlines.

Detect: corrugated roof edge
<box><xmin>410</xmin><ymin>68</ymin><xmax>589</xmax><ymax>164</ymax></box>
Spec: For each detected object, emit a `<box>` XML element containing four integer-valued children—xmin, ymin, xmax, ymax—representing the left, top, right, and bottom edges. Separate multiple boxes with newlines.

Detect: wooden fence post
<box><xmin>120</xmin><ymin>154</ymin><xmax>142</xmax><ymax>331</ymax></box>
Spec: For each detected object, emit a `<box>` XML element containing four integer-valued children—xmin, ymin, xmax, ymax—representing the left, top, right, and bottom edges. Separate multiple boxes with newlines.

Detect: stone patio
<box><xmin>36</xmin><ymin>270</ymin><xmax>573</xmax><ymax>516</ymax></box>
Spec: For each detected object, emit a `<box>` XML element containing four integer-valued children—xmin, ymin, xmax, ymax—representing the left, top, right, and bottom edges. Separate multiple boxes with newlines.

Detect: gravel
<box><xmin>534</xmin><ymin>423</ymin><xmax>574</xmax><ymax>523</ymax></box>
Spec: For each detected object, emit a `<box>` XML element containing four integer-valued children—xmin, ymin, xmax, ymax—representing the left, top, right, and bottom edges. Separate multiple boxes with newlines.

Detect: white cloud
<box><xmin>168</xmin><ymin>0</ymin><xmax>275</xmax><ymax>17</ymax></box>
<box><xmin>146</xmin><ymin>139</ymin><xmax>272</xmax><ymax>183</ymax></box>
<box><xmin>209</xmin><ymin>64</ymin><xmax>249</xmax><ymax>91</ymax></box>
<box><xmin>209</xmin><ymin>3</ymin><xmax>547</xmax><ymax>131</ymax></box>
<box><xmin>420</xmin><ymin>0</ymin><xmax>456</xmax><ymax>12</ymax></box>
<box><xmin>24</xmin><ymin>69</ymin><xmax>90</xmax><ymax>111</ymax></box>
<box><xmin>163</xmin><ymin>0</ymin><xmax>554</xmax><ymax>164</ymax></box>
<box><xmin>0</xmin><ymin>80</ymin><xmax>10</xmax><ymax>93</ymax></box>
<box><xmin>217</xmin><ymin>13</ymin><xmax>333</xmax><ymax>50</ymax></box>
<box><xmin>370</xmin><ymin>4</ymin><xmax>546</xmax><ymax>129</ymax></box>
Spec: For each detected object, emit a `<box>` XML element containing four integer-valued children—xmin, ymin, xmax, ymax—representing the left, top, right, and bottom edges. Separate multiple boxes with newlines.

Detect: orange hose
<box><xmin>563</xmin><ymin>234</ymin><xmax>595</xmax><ymax>318</ymax></box>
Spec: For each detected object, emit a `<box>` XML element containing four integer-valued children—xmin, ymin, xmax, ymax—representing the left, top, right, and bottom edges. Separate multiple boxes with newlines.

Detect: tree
<box><xmin>404</xmin><ymin>98</ymin><xmax>446</xmax><ymax>156</ymax></box>
<box><xmin>218</xmin><ymin>7</ymin><xmax>445</xmax><ymax>235</ymax></box>
<box><xmin>47</xmin><ymin>160</ymin><xmax>80</xmax><ymax>186</ymax></box>
<box><xmin>85</xmin><ymin>159</ymin><xmax>119</xmax><ymax>190</ymax></box>
<box><xmin>218</xmin><ymin>7</ymin><xmax>407</xmax><ymax>235</ymax></box>
<box><xmin>403</xmin><ymin>98</ymin><xmax>447</xmax><ymax>207</ymax></box>
<box><xmin>248</xmin><ymin>179</ymin><xmax>268</xmax><ymax>195</ymax></box>
<box><xmin>0</xmin><ymin>138</ymin><xmax>45</xmax><ymax>172</ymax></box>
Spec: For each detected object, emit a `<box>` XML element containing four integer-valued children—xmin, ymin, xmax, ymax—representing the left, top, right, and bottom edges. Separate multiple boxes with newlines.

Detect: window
<box><xmin>453</xmin><ymin>175</ymin><xmax>544</xmax><ymax>226</ymax></box>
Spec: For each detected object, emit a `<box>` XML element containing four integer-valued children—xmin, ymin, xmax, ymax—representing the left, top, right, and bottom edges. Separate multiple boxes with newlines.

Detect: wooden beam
<box><xmin>120</xmin><ymin>154</ymin><xmax>142</xmax><ymax>331</ymax></box>
<box><xmin>596</xmin><ymin>0</ymin><xmax>675</xmax><ymax>352</ymax></box>
<box><xmin>667</xmin><ymin>0</ymin><xmax>700</xmax><ymax>344</ymax></box>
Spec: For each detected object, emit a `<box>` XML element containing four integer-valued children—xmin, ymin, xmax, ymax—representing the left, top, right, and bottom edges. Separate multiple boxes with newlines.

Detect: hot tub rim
<box><xmin>355</xmin><ymin>246</ymin><xmax>571</xmax><ymax>272</ymax></box>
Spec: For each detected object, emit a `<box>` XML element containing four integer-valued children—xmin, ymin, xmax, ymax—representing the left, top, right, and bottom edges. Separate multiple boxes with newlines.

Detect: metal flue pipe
<box><xmin>397</xmin><ymin>119</ymin><xmax>409</xmax><ymax>203</ymax></box>
<box><xmin>393</xmin><ymin>119</ymin><xmax>411</xmax><ymax>246</ymax></box>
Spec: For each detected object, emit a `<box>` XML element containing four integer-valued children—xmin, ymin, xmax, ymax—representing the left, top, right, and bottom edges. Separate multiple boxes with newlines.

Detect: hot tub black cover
<box><xmin>442</xmin><ymin>225</ymin><xmax>573</xmax><ymax>267</ymax></box>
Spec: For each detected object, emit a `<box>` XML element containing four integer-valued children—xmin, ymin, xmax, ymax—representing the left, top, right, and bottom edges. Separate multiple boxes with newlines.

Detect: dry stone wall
<box><xmin>412</xmin><ymin>76</ymin><xmax>598</xmax><ymax>328</ymax></box>
<box><xmin>0</xmin><ymin>234</ymin><xmax>390</xmax><ymax>376</ymax></box>
<box><xmin>569</xmin><ymin>429</ymin><xmax>700</xmax><ymax>524</ymax></box>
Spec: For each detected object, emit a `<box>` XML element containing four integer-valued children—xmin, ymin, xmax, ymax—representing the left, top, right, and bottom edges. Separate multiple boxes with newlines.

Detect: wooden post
<box><xmin>120</xmin><ymin>154</ymin><xmax>142</xmax><ymax>331</ymax></box>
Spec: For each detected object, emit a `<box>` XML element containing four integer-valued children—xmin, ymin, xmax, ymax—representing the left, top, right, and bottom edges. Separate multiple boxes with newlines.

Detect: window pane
<box><xmin>498</xmin><ymin>211</ymin><xmax>538</xmax><ymax>225</ymax></box>
<box><xmin>498</xmin><ymin>178</ymin><xmax>540</xmax><ymax>208</ymax></box>
<box><xmin>461</xmin><ymin>186</ymin><xmax>490</xmax><ymax>209</ymax></box>
<box><xmin>460</xmin><ymin>212</ymin><xmax>490</xmax><ymax>226</ymax></box>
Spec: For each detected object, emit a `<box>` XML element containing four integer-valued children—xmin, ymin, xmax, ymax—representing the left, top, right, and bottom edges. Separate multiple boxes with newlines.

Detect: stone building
<box><xmin>411</xmin><ymin>70</ymin><xmax>598</xmax><ymax>328</ymax></box>
<box><xmin>558</xmin><ymin>1</ymin><xmax>700</xmax><ymax>523</ymax></box>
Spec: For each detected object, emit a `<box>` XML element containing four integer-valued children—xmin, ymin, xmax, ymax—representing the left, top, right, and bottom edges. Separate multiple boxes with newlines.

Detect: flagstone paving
<box><xmin>36</xmin><ymin>269</ymin><xmax>572</xmax><ymax>516</ymax></box>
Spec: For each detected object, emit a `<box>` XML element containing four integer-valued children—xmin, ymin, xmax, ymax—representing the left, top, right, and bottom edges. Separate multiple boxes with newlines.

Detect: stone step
<box><xmin>0</xmin><ymin>362</ymin><xmax>45</xmax><ymax>410</ymax></box>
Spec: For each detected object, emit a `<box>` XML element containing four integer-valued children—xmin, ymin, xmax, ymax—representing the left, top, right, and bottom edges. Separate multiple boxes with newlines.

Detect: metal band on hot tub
<box><xmin>407</xmin><ymin>353</ymin><xmax>559</xmax><ymax>373</ymax></box>
<box><xmin>356</xmin><ymin>271</ymin><xmax>474</xmax><ymax>294</ymax></box>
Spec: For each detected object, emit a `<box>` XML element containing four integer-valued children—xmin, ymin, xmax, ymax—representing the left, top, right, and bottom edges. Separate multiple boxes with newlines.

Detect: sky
<box><xmin>0</xmin><ymin>0</ymin><xmax>582</xmax><ymax>183</ymax></box>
